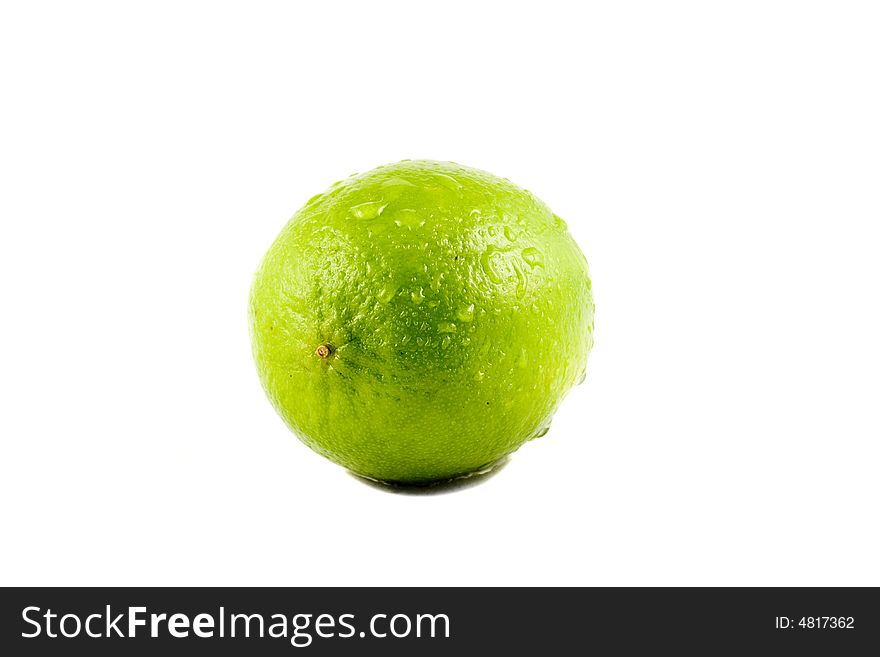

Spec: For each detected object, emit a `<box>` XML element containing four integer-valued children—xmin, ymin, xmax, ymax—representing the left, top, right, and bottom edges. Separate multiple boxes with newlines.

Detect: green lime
<box><xmin>250</xmin><ymin>160</ymin><xmax>594</xmax><ymax>484</ymax></box>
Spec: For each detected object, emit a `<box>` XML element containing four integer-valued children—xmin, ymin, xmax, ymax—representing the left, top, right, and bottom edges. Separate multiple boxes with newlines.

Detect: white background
<box><xmin>1</xmin><ymin>2</ymin><xmax>878</xmax><ymax>586</ymax></box>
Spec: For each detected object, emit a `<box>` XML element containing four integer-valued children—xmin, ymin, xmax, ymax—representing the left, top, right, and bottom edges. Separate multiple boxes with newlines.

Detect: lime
<box><xmin>249</xmin><ymin>160</ymin><xmax>594</xmax><ymax>484</ymax></box>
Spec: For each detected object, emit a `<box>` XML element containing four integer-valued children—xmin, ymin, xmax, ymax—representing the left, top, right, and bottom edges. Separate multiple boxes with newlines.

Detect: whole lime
<box><xmin>249</xmin><ymin>160</ymin><xmax>594</xmax><ymax>484</ymax></box>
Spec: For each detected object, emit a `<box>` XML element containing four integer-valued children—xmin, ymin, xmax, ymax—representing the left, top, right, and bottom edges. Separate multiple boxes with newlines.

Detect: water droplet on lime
<box><xmin>433</xmin><ymin>172</ymin><xmax>462</xmax><ymax>191</ymax></box>
<box><xmin>530</xmin><ymin>425</ymin><xmax>551</xmax><ymax>441</ymax></box>
<box><xmin>378</xmin><ymin>283</ymin><xmax>399</xmax><ymax>303</ymax></box>
<box><xmin>381</xmin><ymin>176</ymin><xmax>415</xmax><ymax>188</ymax></box>
<box><xmin>522</xmin><ymin>247</ymin><xmax>544</xmax><ymax>268</ymax></box>
<box><xmin>393</xmin><ymin>209</ymin><xmax>424</xmax><ymax>230</ymax></box>
<box><xmin>480</xmin><ymin>246</ymin><xmax>503</xmax><ymax>284</ymax></box>
<box><xmin>512</xmin><ymin>260</ymin><xmax>527</xmax><ymax>298</ymax></box>
<box><xmin>350</xmin><ymin>201</ymin><xmax>387</xmax><ymax>220</ymax></box>
<box><xmin>456</xmin><ymin>303</ymin><xmax>475</xmax><ymax>322</ymax></box>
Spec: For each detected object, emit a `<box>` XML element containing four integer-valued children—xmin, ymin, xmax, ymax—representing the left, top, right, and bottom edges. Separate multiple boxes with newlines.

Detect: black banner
<box><xmin>1</xmin><ymin>588</ymin><xmax>877</xmax><ymax>655</ymax></box>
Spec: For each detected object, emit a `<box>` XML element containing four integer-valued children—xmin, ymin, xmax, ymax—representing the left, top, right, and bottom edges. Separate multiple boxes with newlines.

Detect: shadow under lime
<box><xmin>347</xmin><ymin>457</ymin><xmax>510</xmax><ymax>496</ymax></box>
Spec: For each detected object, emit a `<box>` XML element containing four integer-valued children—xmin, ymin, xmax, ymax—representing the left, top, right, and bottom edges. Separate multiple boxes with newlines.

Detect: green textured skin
<box><xmin>249</xmin><ymin>160</ymin><xmax>594</xmax><ymax>483</ymax></box>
